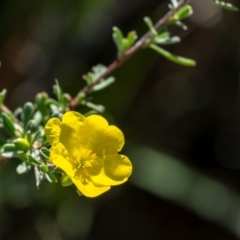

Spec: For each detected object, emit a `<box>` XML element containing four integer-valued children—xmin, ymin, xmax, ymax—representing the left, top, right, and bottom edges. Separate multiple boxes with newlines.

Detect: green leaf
<box><xmin>172</xmin><ymin>5</ymin><xmax>193</xmax><ymax>20</ymax></box>
<box><xmin>144</xmin><ymin>16</ymin><xmax>157</xmax><ymax>36</ymax></box>
<box><xmin>22</xmin><ymin>102</ymin><xmax>34</xmax><ymax>132</ymax></box>
<box><xmin>18</xmin><ymin>153</ymin><xmax>29</xmax><ymax>162</ymax></box>
<box><xmin>16</xmin><ymin>162</ymin><xmax>31</xmax><ymax>174</ymax></box>
<box><xmin>45</xmin><ymin>172</ymin><xmax>58</xmax><ymax>183</ymax></box>
<box><xmin>33</xmin><ymin>111</ymin><xmax>43</xmax><ymax>127</ymax></box>
<box><xmin>61</xmin><ymin>173</ymin><xmax>73</xmax><ymax>186</ymax></box>
<box><xmin>154</xmin><ymin>35</ymin><xmax>181</xmax><ymax>45</ymax></box>
<box><xmin>127</xmin><ymin>31</ymin><xmax>138</xmax><ymax>47</ymax></box>
<box><xmin>31</xmin><ymin>129</ymin><xmax>44</xmax><ymax>144</ymax></box>
<box><xmin>28</xmin><ymin>154</ymin><xmax>41</xmax><ymax>166</ymax></box>
<box><xmin>1</xmin><ymin>112</ymin><xmax>16</xmax><ymax>136</ymax></box>
<box><xmin>0</xmin><ymin>89</ymin><xmax>7</xmax><ymax>105</ymax></box>
<box><xmin>211</xmin><ymin>0</ymin><xmax>239</xmax><ymax>11</ymax></box>
<box><xmin>14</xmin><ymin>107</ymin><xmax>22</xmax><ymax>117</ymax></box>
<box><xmin>1</xmin><ymin>143</ymin><xmax>21</xmax><ymax>158</ymax></box>
<box><xmin>112</xmin><ymin>27</ymin><xmax>137</xmax><ymax>56</ymax></box>
<box><xmin>92</xmin><ymin>77</ymin><xmax>115</xmax><ymax>91</ymax></box>
<box><xmin>61</xmin><ymin>93</ymin><xmax>71</xmax><ymax>111</ymax></box>
<box><xmin>112</xmin><ymin>26</ymin><xmax>125</xmax><ymax>55</ymax></box>
<box><xmin>40</xmin><ymin>147</ymin><xmax>50</xmax><ymax>164</ymax></box>
<box><xmin>75</xmin><ymin>92</ymin><xmax>86</xmax><ymax>105</ymax></box>
<box><xmin>53</xmin><ymin>79</ymin><xmax>63</xmax><ymax>102</ymax></box>
<box><xmin>170</xmin><ymin>0</ymin><xmax>178</xmax><ymax>8</ymax></box>
<box><xmin>35</xmin><ymin>92</ymin><xmax>49</xmax><ymax>117</ymax></box>
<box><xmin>53</xmin><ymin>167</ymin><xmax>63</xmax><ymax>174</ymax></box>
<box><xmin>149</xmin><ymin>44</ymin><xmax>196</xmax><ymax>67</ymax></box>
<box><xmin>82</xmin><ymin>101</ymin><xmax>105</xmax><ymax>113</ymax></box>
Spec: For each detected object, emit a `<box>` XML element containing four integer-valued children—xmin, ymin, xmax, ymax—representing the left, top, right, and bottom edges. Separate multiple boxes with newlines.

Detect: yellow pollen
<box><xmin>74</xmin><ymin>148</ymin><xmax>97</xmax><ymax>169</ymax></box>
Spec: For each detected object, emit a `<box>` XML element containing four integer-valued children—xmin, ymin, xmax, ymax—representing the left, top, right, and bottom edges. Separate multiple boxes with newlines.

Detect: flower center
<box><xmin>74</xmin><ymin>148</ymin><xmax>97</xmax><ymax>169</ymax></box>
<box><xmin>72</xmin><ymin>148</ymin><xmax>98</xmax><ymax>184</ymax></box>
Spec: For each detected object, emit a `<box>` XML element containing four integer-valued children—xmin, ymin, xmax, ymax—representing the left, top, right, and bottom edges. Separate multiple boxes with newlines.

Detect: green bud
<box><xmin>61</xmin><ymin>173</ymin><xmax>73</xmax><ymax>187</ymax></box>
<box><xmin>40</xmin><ymin>165</ymin><xmax>49</xmax><ymax>173</ymax></box>
<box><xmin>14</xmin><ymin>138</ymin><xmax>30</xmax><ymax>151</ymax></box>
<box><xmin>35</xmin><ymin>92</ymin><xmax>48</xmax><ymax>105</ymax></box>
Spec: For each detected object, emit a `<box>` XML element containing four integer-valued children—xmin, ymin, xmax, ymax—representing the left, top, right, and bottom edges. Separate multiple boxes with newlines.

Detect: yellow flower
<box><xmin>44</xmin><ymin>111</ymin><xmax>132</xmax><ymax>197</ymax></box>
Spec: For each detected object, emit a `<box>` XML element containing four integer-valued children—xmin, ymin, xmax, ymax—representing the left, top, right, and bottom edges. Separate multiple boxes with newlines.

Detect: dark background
<box><xmin>0</xmin><ymin>0</ymin><xmax>240</xmax><ymax>239</ymax></box>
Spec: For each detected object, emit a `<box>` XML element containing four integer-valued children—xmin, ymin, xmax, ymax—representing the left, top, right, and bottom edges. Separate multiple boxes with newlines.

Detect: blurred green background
<box><xmin>0</xmin><ymin>0</ymin><xmax>240</xmax><ymax>239</ymax></box>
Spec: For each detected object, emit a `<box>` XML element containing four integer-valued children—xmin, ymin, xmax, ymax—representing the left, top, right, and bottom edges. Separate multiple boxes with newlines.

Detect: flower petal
<box><xmin>92</xmin><ymin>154</ymin><xmax>132</xmax><ymax>186</ymax></box>
<box><xmin>76</xmin><ymin>115</ymin><xmax>125</xmax><ymax>157</ymax></box>
<box><xmin>72</xmin><ymin>179</ymin><xmax>110</xmax><ymax>198</ymax></box>
<box><xmin>44</xmin><ymin>118</ymin><xmax>61</xmax><ymax>144</ymax></box>
<box><xmin>92</xmin><ymin>125</ymin><xmax>125</xmax><ymax>156</ymax></box>
<box><xmin>104</xmin><ymin>125</ymin><xmax>125</xmax><ymax>152</ymax></box>
<box><xmin>59</xmin><ymin>111</ymin><xmax>85</xmax><ymax>155</ymax></box>
<box><xmin>49</xmin><ymin>142</ymin><xmax>73</xmax><ymax>174</ymax></box>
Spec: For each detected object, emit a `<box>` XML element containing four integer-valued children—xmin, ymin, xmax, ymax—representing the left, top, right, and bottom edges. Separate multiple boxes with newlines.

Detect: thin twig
<box><xmin>69</xmin><ymin>0</ymin><xmax>189</xmax><ymax>108</ymax></box>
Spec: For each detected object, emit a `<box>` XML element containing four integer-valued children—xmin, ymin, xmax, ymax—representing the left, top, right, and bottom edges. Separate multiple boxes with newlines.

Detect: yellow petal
<box><xmin>50</xmin><ymin>142</ymin><xmax>109</xmax><ymax>197</ymax></box>
<box><xmin>79</xmin><ymin>115</ymin><xmax>109</xmax><ymax>152</ymax></box>
<box><xmin>104</xmin><ymin>125</ymin><xmax>125</xmax><ymax>152</ymax></box>
<box><xmin>44</xmin><ymin>118</ymin><xmax>61</xmax><ymax>144</ymax></box>
<box><xmin>72</xmin><ymin>178</ymin><xmax>110</xmax><ymax>198</ymax></box>
<box><xmin>49</xmin><ymin>142</ymin><xmax>73</xmax><ymax>174</ymax></box>
<box><xmin>76</xmin><ymin>115</ymin><xmax>125</xmax><ymax>157</ymax></box>
<box><xmin>59</xmin><ymin>111</ymin><xmax>85</xmax><ymax>155</ymax></box>
<box><xmin>92</xmin><ymin>154</ymin><xmax>132</xmax><ymax>186</ymax></box>
<box><xmin>93</xmin><ymin>125</ymin><xmax>125</xmax><ymax>156</ymax></box>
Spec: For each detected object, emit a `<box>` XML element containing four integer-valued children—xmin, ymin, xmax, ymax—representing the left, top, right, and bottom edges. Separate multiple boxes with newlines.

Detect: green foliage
<box><xmin>112</xmin><ymin>27</ymin><xmax>138</xmax><ymax>57</ymax></box>
<box><xmin>211</xmin><ymin>0</ymin><xmax>239</xmax><ymax>11</ymax></box>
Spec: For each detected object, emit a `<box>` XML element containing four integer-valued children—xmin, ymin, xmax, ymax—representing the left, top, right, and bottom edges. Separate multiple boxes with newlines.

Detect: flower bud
<box><xmin>14</xmin><ymin>138</ymin><xmax>30</xmax><ymax>151</ymax></box>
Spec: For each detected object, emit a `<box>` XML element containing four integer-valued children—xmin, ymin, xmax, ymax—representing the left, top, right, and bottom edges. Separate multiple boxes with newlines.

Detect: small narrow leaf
<box><xmin>28</xmin><ymin>155</ymin><xmax>41</xmax><ymax>166</ymax></box>
<box><xmin>82</xmin><ymin>101</ymin><xmax>105</xmax><ymax>113</ymax></box>
<box><xmin>211</xmin><ymin>0</ymin><xmax>239</xmax><ymax>11</ymax></box>
<box><xmin>16</xmin><ymin>162</ymin><xmax>31</xmax><ymax>174</ymax></box>
<box><xmin>0</xmin><ymin>89</ymin><xmax>7</xmax><ymax>105</ymax></box>
<box><xmin>112</xmin><ymin>27</ymin><xmax>125</xmax><ymax>55</ymax></box>
<box><xmin>22</xmin><ymin>102</ymin><xmax>34</xmax><ymax>132</ymax></box>
<box><xmin>1</xmin><ymin>113</ymin><xmax>16</xmax><ymax>136</ymax></box>
<box><xmin>149</xmin><ymin>44</ymin><xmax>196</xmax><ymax>67</ymax></box>
<box><xmin>144</xmin><ymin>17</ymin><xmax>157</xmax><ymax>36</ymax></box>
<box><xmin>45</xmin><ymin>172</ymin><xmax>58</xmax><ymax>183</ymax></box>
<box><xmin>31</xmin><ymin>129</ymin><xmax>44</xmax><ymax>144</ymax></box>
<box><xmin>53</xmin><ymin>80</ymin><xmax>63</xmax><ymax>102</ymax></box>
<box><xmin>40</xmin><ymin>147</ymin><xmax>50</xmax><ymax>164</ymax></box>
<box><xmin>92</xmin><ymin>77</ymin><xmax>115</xmax><ymax>91</ymax></box>
<box><xmin>172</xmin><ymin>5</ymin><xmax>193</xmax><ymax>20</ymax></box>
